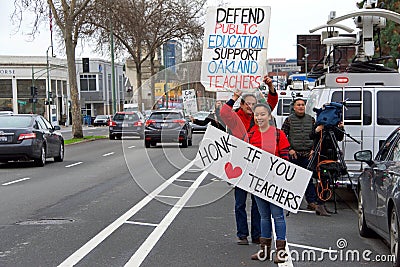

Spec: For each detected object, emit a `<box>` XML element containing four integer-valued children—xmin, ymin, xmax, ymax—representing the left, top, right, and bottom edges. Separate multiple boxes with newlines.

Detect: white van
<box><xmin>306</xmin><ymin>72</ymin><xmax>400</xmax><ymax>185</ymax></box>
<box><xmin>272</xmin><ymin>90</ymin><xmax>311</xmax><ymax>129</ymax></box>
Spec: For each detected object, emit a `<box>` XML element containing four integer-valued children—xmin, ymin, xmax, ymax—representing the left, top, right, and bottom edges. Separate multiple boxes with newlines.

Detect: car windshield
<box><xmin>113</xmin><ymin>113</ymin><xmax>139</xmax><ymax>121</ymax></box>
<box><xmin>96</xmin><ymin>115</ymin><xmax>108</xmax><ymax>119</ymax></box>
<box><xmin>150</xmin><ymin>112</ymin><xmax>182</xmax><ymax>120</ymax></box>
<box><xmin>193</xmin><ymin>112</ymin><xmax>209</xmax><ymax>120</ymax></box>
<box><xmin>0</xmin><ymin>116</ymin><xmax>32</xmax><ymax>128</ymax></box>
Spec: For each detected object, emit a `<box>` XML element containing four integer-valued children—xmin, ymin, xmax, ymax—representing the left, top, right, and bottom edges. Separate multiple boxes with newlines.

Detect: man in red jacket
<box><xmin>220</xmin><ymin>75</ymin><xmax>278</xmax><ymax>245</ymax></box>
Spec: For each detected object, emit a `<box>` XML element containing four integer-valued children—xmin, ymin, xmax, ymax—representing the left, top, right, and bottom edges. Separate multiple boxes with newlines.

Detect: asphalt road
<box><xmin>0</xmin><ymin>132</ymin><xmax>394</xmax><ymax>267</ymax></box>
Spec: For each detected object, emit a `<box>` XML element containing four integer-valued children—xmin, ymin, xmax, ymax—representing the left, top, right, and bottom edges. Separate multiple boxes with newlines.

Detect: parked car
<box><xmin>0</xmin><ymin>114</ymin><xmax>64</xmax><ymax>166</ymax></box>
<box><xmin>191</xmin><ymin>111</ymin><xmax>211</xmax><ymax>132</ymax></box>
<box><xmin>354</xmin><ymin>126</ymin><xmax>400</xmax><ymax>266</ymax></box>
<box><xmin>144</xmin><ymin>110</ymin><xmax>193</xmax><ymax>148</ymax></box>
<box><xmin>93</xmin><ymin>115</ymin><xmax>111</xmax><ymax>126</ymax></box>
<box><xmin>108</xmin><ymin>111</ymin><xmax>144</xmax><ymax>140</ymax></box>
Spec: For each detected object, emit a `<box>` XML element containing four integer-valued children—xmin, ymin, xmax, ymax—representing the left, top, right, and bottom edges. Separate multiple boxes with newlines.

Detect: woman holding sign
<box><xmin>220</xmin><ymin>76</ymin><xmax>278</xmax><ymax>246</ymax></box>
<box><xmin>248</xmin><ymin>103</ymin><xmax>290</xmax><ymax>263</ymax></box>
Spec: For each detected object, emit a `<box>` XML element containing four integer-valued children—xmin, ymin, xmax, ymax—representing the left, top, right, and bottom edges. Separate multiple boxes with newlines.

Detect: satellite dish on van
<box><xmin>322</xmin><ymin>37</ymin><xmax>357</xmax><ymax>46</ymax></box>
<box><xmin>309</xmin><ymin>23</ymin><xmax>354</xmax><ymax>34</ymax></box>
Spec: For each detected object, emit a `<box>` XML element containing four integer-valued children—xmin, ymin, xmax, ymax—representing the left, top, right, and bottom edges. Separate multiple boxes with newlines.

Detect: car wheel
<box><xmin>151</xmin><ymin>141</ymin><xmax>156</xmax><ymax>147</ymax></box>
<box><xmin>145</xmin><ymin>140</ymin><xmax>150</xmax><ymax>148</ymax></box>
<box><xmin>358</xmin><ymin>187</ymin><xmax>373</xmax><ymax>237</ymax></box>
<box><xmin>390</xmin><ymin>208</ymin><xmax>400</xmax><ymax>267</ymax></box>
<box><xmin>181</xmin><ymin>136</ymin><xmax>188</xmax><ymax>148</ymax></box>
<box><xmin>188</xmin><ymin>138</ymin><xmax>192</xmax><ymax>146</ymax></box>
<box><xmin>109</xmin><ymin>134</ymin><xmax>114</xmax><ymax>140</ymax></box>
<box><xmin>116</xmin><ymin>134</ymin><xmax>122</xmax><ymax>140</ymax></box>
<box><xmin>54</xmin><ymin>143</ymin><xmax>64</xmax><ymax>162</ymax></box>
<box><xmin>139</xmin><ymin>133</ymin><xmax>144</xmax><ymax>140</ymax></box>
<box><xmin>34</xmin><ymin>145</ymin><xmax>46</xmax><ymax>167</ymax></box>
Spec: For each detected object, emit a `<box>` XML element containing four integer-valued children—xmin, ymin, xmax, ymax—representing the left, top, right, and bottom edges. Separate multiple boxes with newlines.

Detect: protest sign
<box><xmin>201</xmin><ymin>7</ymin><xmax>271</xmax><ymax>92</ymax></box>
<box><xmin>182</xmin><ymin>89</ymin><xmax>198</xmax><ymax>115</ymax></box>
<box><xmin>194</xmin><ymin>126</ymin><xmax>312</xmax><ymax>213</ymax></box>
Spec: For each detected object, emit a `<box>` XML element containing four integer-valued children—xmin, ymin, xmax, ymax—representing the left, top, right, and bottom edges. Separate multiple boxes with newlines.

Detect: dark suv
<box><xmin>144</xmin><ymin>110</ymin><xmax>193</xmax><ymax>148</ymax></box>
<box><xmin>109</xmin><ymin>112</ymin><xmax>144</xmax><ymax>140</ymax></box>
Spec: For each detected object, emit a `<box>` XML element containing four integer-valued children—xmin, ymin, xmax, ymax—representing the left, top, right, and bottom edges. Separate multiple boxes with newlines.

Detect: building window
<box><xmin>80</xmin><ymin>74</ymin><xmax>97</xmax><ymax>91</ymax></box>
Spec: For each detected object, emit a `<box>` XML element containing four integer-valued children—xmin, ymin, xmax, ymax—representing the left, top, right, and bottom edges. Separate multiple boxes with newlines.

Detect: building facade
<box><xmin>0</xmin><ymin>56</ymin><xmax>124</xmax><ymax>125</ymax></box>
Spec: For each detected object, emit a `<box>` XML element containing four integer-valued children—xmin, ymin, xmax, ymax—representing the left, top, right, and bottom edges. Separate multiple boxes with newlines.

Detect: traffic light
<box><xmin>30</xmin><ymin>86</ymin><xmax>38</xmax><ymax>97</ymax></box>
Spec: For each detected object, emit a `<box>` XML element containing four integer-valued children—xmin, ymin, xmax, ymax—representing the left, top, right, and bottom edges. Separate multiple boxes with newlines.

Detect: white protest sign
<box><xmin>194</xmin><ymin>126</ymin><xmax>312</xmax><ymax>213</ymax></box>
<box><xmin>182</xmin><ymin>89</ymin><xmax>198</xmax><ymax>115</ymax></box>
<box><xmin>201</xmin><ymin>7</ymin><xmax>271</xmax><ymax>92</ymax></box>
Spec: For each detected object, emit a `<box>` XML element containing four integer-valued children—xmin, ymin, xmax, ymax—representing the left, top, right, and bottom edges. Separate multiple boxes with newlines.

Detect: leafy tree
<box><xmin>12</xmin><ymin>0</ymin><xmax>95</xmax><ymax>138</ymax></box>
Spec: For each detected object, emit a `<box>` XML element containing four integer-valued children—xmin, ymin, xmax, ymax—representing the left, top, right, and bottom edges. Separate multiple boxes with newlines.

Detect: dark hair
<box><xmin>253</xmin><ymin>103</ymin><xmax>271</xmax><ymax>115</ymax></box>
<box><xmin>240</xmin><ymin>94</ymin><xmax>257</xmax><ymax>104</ymax></box>
<box><xmin>292</xmin><ymin>98</ymin><xmax>306</xmax><ymax>105</ymax></box>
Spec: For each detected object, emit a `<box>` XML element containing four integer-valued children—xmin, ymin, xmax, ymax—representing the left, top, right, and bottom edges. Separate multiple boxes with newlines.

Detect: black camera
<box><xmin>313</xmin><ymin>102</ymin><xmax>344</xmax><ymax>127</ymax></box>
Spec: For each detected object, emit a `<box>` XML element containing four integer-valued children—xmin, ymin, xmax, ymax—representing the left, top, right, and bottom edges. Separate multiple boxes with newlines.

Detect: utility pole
<box><xmin>46</xmin><ymin>46</ymin><xmax>52</xmax><ymax>122</ymax></box>
<box><xmin>110</xmin><ymin>18</ymin><xmax>117</xmax><ymax>114</ymax></box>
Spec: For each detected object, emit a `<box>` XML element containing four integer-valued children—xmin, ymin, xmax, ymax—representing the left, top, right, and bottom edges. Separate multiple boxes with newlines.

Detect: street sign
<box><xmin>201</xmin><ymin>6</ymin><xmax>271</xmax><ymax>92</ymax></box>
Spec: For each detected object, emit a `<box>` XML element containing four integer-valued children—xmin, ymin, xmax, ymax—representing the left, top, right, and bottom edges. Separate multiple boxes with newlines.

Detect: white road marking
<box><xmin>102</xmin><ymin>152</ymin><xmax>115</xmax><ymax>157</ymax></box>
<box><xmin>2</xmin><ymin>177</ymin><xmax>30</xmax><ymax>186</ymax></box>
<box><xmin>124</xmin><ymin>221</ymin><xmax>158</xmax><ymax>227</ymax></box>
<box><xmin>175</xmin><ymin>179</ymin><xmax>195</xmax><ymax>183</ymax></box>
<box><xmin>127</xmin><ymin>146</ymin><xmax>136</xmax><ymax>148</ymax></box>
<box><xmin>57</xmin><ymin>160</ymin><xmax>194</xmax><ymax>267</ymax></box>
<box><xmin>124</xmin><ymin>170</ymin><xmax>208</xmax><ymax>266</ymax></box>
<box><xmin>297</xmin><ymin>209</ymin><xmax>316</xmax><ymax>214</ymax></box>
<box><xmin>156</xmin><ymin>195</ymin><xmax>181</xmax><ymax>199</ymax></box>
<box><xmin>287</xmin><ymin>242</ymin><xmax>336</xmax><ymax>253</ymax></box>
<box><xmin>65</xmin><ymin>162</ymin><xmax>83</xmax><ymax>168</ymax></box>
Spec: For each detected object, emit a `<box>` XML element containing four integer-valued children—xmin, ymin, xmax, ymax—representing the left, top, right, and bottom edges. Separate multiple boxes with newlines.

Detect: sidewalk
<box><xmin>59</xmin><ymin>124</ymin><xmax>98</xmax><ymax>133</ymax></box>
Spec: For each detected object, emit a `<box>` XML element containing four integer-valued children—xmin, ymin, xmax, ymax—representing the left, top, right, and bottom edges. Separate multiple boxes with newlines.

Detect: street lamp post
<box><xmin>46</xmin><ymin>46</ymin><xmax>52</xmax><ymax>122</ymax></box>
<box><xmin>297</xmin><ymin>44</ymin><xmax>308</xmax><ymax>77</ymax></box>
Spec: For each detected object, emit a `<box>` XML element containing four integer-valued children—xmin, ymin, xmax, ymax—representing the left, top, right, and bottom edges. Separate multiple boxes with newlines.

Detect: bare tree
<box><xmin>91</xmin><ymin>0</ymin><xmax>206</xmax><ymax>110</ymax></box>
<box><xmin>12</xmin><ymin>0</ymin><xmax>95</xmax><ymax>138</ymax></box>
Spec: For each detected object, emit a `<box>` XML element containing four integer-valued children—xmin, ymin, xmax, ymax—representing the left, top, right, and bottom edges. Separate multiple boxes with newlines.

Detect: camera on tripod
<box><xmin>313</xmin><ymin>101</ymin><xmax>345</xmax><ymax>127</ymax></box>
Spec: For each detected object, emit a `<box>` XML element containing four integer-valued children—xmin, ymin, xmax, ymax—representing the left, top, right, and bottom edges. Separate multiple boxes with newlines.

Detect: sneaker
<box><xmin>237</xmin><ymin>237</ymin><xmax>249</xmax><ymax>245</ymax></box>
<box><xmin>251</xmin><ymin>237</ymin><xmax>260</xmax><ymax>244</ymax></box>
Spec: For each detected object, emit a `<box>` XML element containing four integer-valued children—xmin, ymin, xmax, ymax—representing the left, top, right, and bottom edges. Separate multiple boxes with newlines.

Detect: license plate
<box><xmin>0</xmin><ymin>136</ymin><xmax>7</xmax><ymax>142</ymax></box>
<box><xmin>122</xmin><ymin>123</ymin><xmax>129</xmax><ymax>127</ymax></box>
<box><xmin>161</xmin><ymin>123</ymin><xmax>168</xmax><ymax>127</ymax></box>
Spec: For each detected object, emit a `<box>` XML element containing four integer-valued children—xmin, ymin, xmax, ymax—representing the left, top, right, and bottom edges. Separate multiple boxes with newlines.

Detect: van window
<box><xmin>331</xmin><ymin>91</ymin><xmax>372</xmax><ymax>125</ymax></box>
<box><xmin>276</xmin><ymin>99</ymin><xmax>294</xmax><ymax>116</ymax></box>
<box><xmin>377</xmin><ymin>91</ymin><xmax>400</xmax><ymax>125</ymax></box>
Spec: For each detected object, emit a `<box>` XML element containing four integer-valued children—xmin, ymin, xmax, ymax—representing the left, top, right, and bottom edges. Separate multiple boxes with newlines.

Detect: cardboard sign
<box><xmin>194</xmin><ymin>126</ymin><xmax>312</xmax><ymax>213</ymax></box>
<box><xmin>182</xmin><ymin>89</ymin><xmax>198</xmax><ymax>115</ymax></box>
<box><xmin>201</xmin><ymin>7</ymin><xmax>271</xmax><ymax>92</ymax></box>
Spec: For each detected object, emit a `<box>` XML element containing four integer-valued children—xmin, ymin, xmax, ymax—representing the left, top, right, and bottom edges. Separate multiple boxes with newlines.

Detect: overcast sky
<box><xmin>1</xmin><ymin>0</ymin><xmax>359</xmax><ymax>60</ymax></box>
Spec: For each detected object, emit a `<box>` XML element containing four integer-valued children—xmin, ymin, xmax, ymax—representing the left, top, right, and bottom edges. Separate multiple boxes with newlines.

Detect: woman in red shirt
<box><xmin>248</xmin><ymin>103</ymin><xmax>290</xmax><ymax>263</ymax></box>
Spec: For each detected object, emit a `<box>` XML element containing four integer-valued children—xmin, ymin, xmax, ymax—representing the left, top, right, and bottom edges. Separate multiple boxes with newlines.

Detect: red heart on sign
<box><xmin>224</xmin><ymin>162</ymin><xmax>242</xmax><ymax>179</ymax></box>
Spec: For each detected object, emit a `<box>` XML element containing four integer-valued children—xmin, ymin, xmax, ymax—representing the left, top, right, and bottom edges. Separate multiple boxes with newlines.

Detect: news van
<box><xmin>303</xmin><ymin>3</ymin><xmax>400</xmax><ymax>186</ymax></box>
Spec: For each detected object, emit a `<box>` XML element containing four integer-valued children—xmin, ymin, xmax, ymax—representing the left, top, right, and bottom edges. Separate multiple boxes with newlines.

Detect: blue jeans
<box><xmin>234</xmin><ymin>187</ymin><xmax>261</xmax><ymax>239</ymax></box>
<box><xmin>254</xmin><ymin>196</ymin><xmax>286</xmax><ymax>240</ymax></box>
<box><xmin>290</xmin><ymin>155</ymin><xmax>318</xmax><ymax>204</ymax></box>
